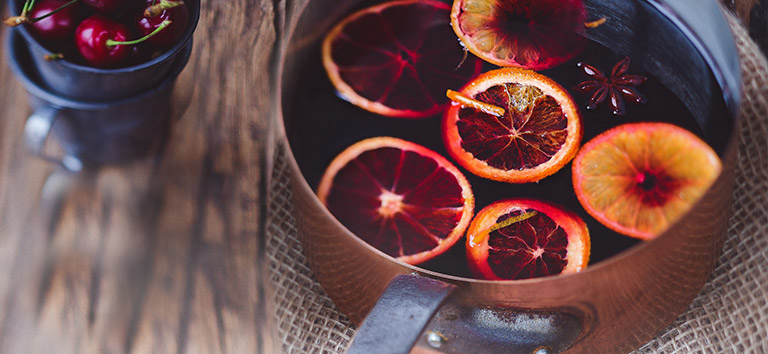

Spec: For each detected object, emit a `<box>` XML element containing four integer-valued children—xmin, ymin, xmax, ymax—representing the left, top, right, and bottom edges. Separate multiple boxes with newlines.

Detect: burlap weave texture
<box><xmin>266</xmin><ymin>6</ymin><xmax>768</xmax><ymax>354</ymax></box>
<box><xmin>634</xmin><ymin>8</ymin><xmax>768</xmax><ymax>354</ymax></box>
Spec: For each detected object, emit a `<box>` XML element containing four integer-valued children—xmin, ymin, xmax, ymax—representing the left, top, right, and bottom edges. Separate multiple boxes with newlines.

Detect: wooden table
<box><xmin>1</xmin><ymin>0</ymin><xmax>765</xmax><ymax>353</ymax></box>
<box><xmin>0</xmin><ymin>0</ymin><xmax>288</xmax><ymax>352</ymax></box>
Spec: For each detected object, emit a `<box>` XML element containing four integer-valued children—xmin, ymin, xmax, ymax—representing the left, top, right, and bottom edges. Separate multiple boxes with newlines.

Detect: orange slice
<box><xmin>572</xmin><ymin>122</ymin><xmax>722</xmax><ymax>240</ymax></box>
<box><xmin>323</xmin><ymin>0</ymin><xmax>482</xmax><ymax>118</ymax></box>
<box><xmin>466</xmin><ymin>199</ymin><xmax>590</xmax><ymax>280</ymax></box>
<box><xmin>450</xmin><ymin>0</ymin><xmax>587</xmax><ymax>70</ymax></box>
<box><xmin>442</xmin><ymin>67</ymin><xmax>583</xmax><ymax>183</ymax></box>
<box><xmin>317</xmin><ymin>137</ymin><xmax>475</xmax><ymax>265</ymax></box>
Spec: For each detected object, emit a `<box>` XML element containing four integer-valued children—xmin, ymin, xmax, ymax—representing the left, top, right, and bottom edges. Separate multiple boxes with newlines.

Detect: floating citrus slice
<box><xmin>442</xmin><ymin>67</ymin><xmax>582</xmax><ymax>183</ymax></box>
<box><xmin>450</xmin><ymin>0</ymin><xmax>587</xmax><ymax>70</ymax></box>
<box><xmin>466</xmin><ymin>199</ymin><xmax>590</xmax><ymax>280</ymax></box>
<box><xmin>572</xmin><ymin>122</ymin><xmax>722</xmax><ymax>240</ymax></box>
<box><xmin>317</xmin><ymin>137</ymin><xmax>475</xmax><ymax>265</ymax></box>
<box><xmin>322</xmin><ymin>0</ymin><xmax>482</xmax><ymax>118</ymax></box>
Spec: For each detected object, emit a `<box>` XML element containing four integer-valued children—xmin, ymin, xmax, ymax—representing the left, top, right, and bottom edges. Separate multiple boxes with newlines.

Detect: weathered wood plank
<box><xmin>0</xmin><ymin>0</ymin><xmax>282</xmax><ymax>352</ymax></box>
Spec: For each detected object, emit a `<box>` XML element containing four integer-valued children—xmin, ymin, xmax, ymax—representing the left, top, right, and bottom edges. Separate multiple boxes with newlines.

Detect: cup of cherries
<box><xmin>3</xmin><ymin>0</ymin><xmax>199</xmax><ymax>169</ymax></box>
<box><xmin>5</xmin><ymin>0</ymin><xmax>200</xmax><ymax>100</ymax></box>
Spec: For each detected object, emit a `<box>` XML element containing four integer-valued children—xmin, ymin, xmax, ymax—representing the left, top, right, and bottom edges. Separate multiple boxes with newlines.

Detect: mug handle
<box><xmin>24</xmin><ymin>106</ymin><xmax>84</xmax><ymax>171</ymax></box>
<box><xmin>347</xmin><ymin>274</ymin><xmax>582</xmax><ymax>354</ymax></box>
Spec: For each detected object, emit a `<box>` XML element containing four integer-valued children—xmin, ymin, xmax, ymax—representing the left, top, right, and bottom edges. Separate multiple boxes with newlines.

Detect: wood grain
<box><xmin>0</xmin><ymin>0</ymin><xmax>284</xmax><ymax>353</ymax></box>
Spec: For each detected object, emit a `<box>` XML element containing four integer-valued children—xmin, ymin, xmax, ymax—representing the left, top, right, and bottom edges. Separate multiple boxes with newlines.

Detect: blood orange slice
<box><xmin>442</xmin><ymin>67</ymin><xmax>582</xmax><ymax>183</ymax></box>
<box><xmin>466</xmin><ymin>199</ymin><xmax>590</xmax><ymax>280</ymax></box>
<box><xmin>322</xmin><ymin>0</ymin><xmax>483</xmax><ymax>118</ymax></box>
<box><xmin>572</xmin><ymin>122</ymin><xmax>722</xmax><ymax>240</ymax></box>
<box><xmin>317</xmin><ymin>137</ymin><xmax>475</xmax><ymax>265</ymax></box>
<box><xmin>450</xmin><ymin>0</ymin><xmax>587</xmax><ymax>70</ymax></box>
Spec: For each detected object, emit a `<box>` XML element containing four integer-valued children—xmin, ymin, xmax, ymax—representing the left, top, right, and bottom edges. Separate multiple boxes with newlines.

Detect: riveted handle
<box><xmin>347</xmin><ymin>274</ymin><xmax>583</xmax><ymax>354</ymax></box>
<box><xmin>347</xmin><ymin>274</ymin><xmax>457</xmax><ymax>354</ymax></box>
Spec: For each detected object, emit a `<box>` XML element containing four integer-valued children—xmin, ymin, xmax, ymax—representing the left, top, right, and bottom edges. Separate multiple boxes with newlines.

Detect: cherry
<box><xmin>75</xmin><ymin>15</ymin><xmax>130</xmax><ymax>67</ymax></box>
<box><xmin>138</xmin><ymin>0</ymin><xmax>188</xmax><ymax>48</ymax></box>
<box><xmin>27</xmin><ymin>0</ymin><xmax>81</xmax><ymax>43</ymax></box>
<box><xmin>75</xmin><ymin>14</ymin><xmax>173</xmax><ymax>67</ymax></box>
<box><xmin>82</xmin><ymin>0</ymin><xmax>125</xmax><ymax>13</ymax></box>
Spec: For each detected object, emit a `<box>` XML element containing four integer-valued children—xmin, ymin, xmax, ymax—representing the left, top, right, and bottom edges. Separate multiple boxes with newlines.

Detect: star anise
<box><xmin>574</xmin><ymin>57</ymin><xmax>647</xmax><ymax>116</ymax></box>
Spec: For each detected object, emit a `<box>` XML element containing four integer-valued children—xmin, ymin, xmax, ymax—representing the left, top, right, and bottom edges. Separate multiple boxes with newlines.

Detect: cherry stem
<box><xmin>4</xmin><ymin>0</ymin><xmax>33</xmax><ymax>27</ymax></box>
<box><xmin>5</xmin><ymin>0</ymin><xmax>77</xmax><ymax>27</ymax></box>
<box><xmin>29</xmin><ymin>0</ymin><xmax>80</xmax><ymax>23</ymax></box>
<box><xmin>44</xmin><ymin>53</ymin><xmax>64</xmax><ymax>61</ymax></box>
<box><xmin>3</xmin><ymin>16</ymin><xmax>28</xmax><ymax>26</ymax></box>
<box><xmin>22</xmin><ymin>0</ymin><xmax>36</xmax><ymax>16</ymax></box>
<box><xmin>106</xmin><ymin>20</ymin><xmax>172</xmax><ymax>47</ymax></box>
<box><xmin>144</xmin><ymin>0</ymin><xmax>184</xmax><ymax>18</ymax></box>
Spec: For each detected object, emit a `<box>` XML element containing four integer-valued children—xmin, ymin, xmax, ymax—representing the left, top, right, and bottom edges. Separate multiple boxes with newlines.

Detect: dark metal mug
<box><xmin>275</xmin><ymin>0</ymin><xmax>741</xmax><ymax>353</ymax></box>
<box><xmin>6</xmin><ymin>0</ymin><xmax>200</xmax><ymax>101</ymax></box>
<box><xmin>6</xmin><ymin>30</ymin><xmax>192</xmax><ymax>170</ymax></box>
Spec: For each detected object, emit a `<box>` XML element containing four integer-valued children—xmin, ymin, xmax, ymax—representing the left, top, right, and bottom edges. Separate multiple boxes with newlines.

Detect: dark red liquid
<box><xmin>283</xmin><ymin>2</ymin><xmax>727</xmax><ymax>278</ymax></box>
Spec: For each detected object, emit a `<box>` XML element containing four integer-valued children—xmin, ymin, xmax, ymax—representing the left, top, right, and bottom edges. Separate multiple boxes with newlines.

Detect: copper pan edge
<box><xmin>279</xmin><ymin>117</ymin><xmax>736</xmax><ymax>353</ymax></box>
<box><xmin>271</xmin><ymin>1</ymin><xmax>741</xmax><ymax>352</ymax></box>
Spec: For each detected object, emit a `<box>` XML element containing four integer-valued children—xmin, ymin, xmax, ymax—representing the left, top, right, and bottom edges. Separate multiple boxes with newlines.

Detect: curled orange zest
<box><xmin>585</xmin><ymin>17</ymin><xmax>607</xmax><ymax>28</ymax></box>
<box><xmin>489</xmin><ymin>211</ymin><xmax>537</xmax><ymax>232</ymax></box>
<box><xmin>470</xmin><ymin>211</ymin><xmax>538</xmax><ymax>247</ymax></box>
<box><xmin>447</xmin><ymin>89</ymin><xmax>506</xmax><ymax>117</ymax></box>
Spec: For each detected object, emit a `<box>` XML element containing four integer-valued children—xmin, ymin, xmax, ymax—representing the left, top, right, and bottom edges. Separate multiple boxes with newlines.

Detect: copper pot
<box><xmin>274</xmin><ymin>0</ymin><xmax>741</xmax><ymax>352</ymax></box>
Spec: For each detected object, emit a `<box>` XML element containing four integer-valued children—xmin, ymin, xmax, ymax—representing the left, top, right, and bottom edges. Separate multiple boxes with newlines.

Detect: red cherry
<box><xmin>82</xmin><ymin>0</ymin><xmax>125</xmax><ymax>13</ymax></box>
<box><xmin>75</xmin><ymin>15</ymin><xmax>130</xmax><ymax>67</ymax></box>
<box><xmin>138</xmin><ymin>0</ymin><xmax>188</xmax><ymax>48</ymax></box>
<box><xmin>27</xmin><ymin>0</ymin><xmax>80</xmax><ymax>43</ymax></box>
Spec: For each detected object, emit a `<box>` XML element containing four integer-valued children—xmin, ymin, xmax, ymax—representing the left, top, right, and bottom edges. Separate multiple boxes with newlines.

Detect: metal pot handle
<box><xmin>347</xmin><ymin>274</ymin><xmax>457</xmax><ymax>354</ymax></box>
<box><xmin>347</xmin><ymin>274</ymin><xmax>583</xmax><ymax>354</ymax></box>
<box><xmin>24</xmin><ymin>106</ymin><xmax>84</xmax><ymax>171</ymax></box>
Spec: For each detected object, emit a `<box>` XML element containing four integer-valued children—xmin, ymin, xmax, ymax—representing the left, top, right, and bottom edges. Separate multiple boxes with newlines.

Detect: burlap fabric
<box><xmin>266</xmin><ymin>7</ymin><xmax>768</xmax><ymax>354</ymax></box>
